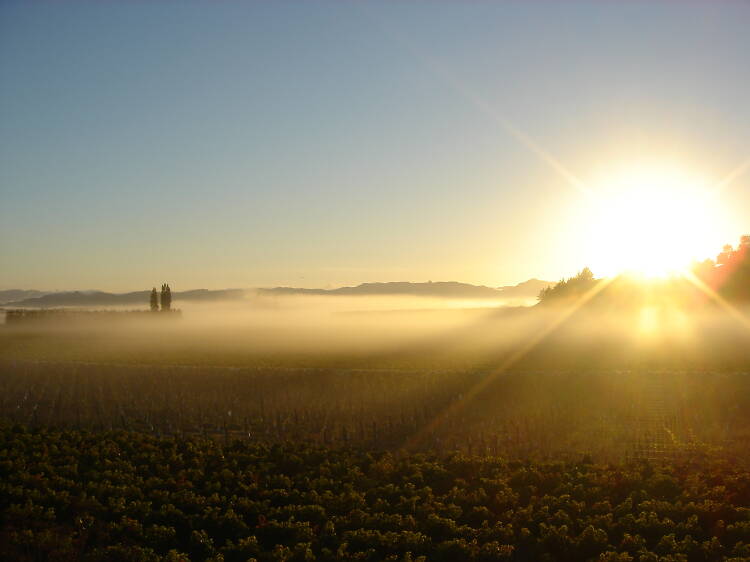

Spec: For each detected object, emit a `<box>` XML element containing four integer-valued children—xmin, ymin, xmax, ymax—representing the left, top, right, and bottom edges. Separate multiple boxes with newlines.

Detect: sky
<box><xmin>1</xmin><ymin>1</ymin><xmax>749</xmax><ymax>292</ymax></box>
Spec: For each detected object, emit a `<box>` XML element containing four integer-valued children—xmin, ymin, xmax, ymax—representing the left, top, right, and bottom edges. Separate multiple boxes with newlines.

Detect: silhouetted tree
<box><xmin>717</xmin><ymin>244</ymin><xmax>735</xmax><ymax>266</ymax></box>
<box><xmin>577</xmin><ymin>266</ymin><xmax>594</xmax><ymax>282</ymax></box>
<box><xmin>161</xmin><ymin>283</ymin><xmax>172</xmax><ymax>311</ymax></box>
<box><xmin>150</xmin><ymin>287</ymin><xmax>158</xmax><ymax>312</ymax></box>
<box><xmin>538</xmin><ymin>267</ymin><xmax>597</xmax><ymax>304</ymax></box>
<box><xmin>716</xmin><ymin>235</ymin><xmax>750</xmax><ymax>302</ymax></box>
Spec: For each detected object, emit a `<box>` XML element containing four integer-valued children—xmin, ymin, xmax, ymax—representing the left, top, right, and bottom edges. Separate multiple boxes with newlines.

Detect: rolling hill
<box><xmin>2</xmin><ymin>279</ymin><xmax>553</xmax><ymax>307</ymax></box>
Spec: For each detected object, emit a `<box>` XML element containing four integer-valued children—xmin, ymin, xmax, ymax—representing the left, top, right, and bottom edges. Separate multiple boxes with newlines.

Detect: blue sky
<box><xmin>1</xmin><ymin>1</ymin><xmax>749</xmax><ymax>291</ymax></box>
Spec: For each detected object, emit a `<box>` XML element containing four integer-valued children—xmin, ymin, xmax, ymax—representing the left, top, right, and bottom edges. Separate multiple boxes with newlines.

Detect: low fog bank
<box><xmin>0</xmin><ymin>295</ymin><xmax>517</xmax><ymax>367</ymax></box>
<box><xmin>2</xmin><ymin>293</ymin><xmax>750</xmax><ymax>371</ymax></box>
<box><xmin>0</xmin><ymin>292</ymin><xmax>533</xmax><ymax>344</ymax></box>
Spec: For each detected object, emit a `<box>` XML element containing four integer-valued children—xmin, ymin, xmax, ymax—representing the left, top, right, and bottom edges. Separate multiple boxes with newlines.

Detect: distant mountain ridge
<box><xmin>1</xmin><ymin>280</ymin><xmax>553</xmax><ymax>307</ymax></box>
<box><xmin>258</xmin><ymin>279</ymin><xmax>553</xmax><ymax>300</ymax></box>
<box><xmin>0</xmin><ymin>290</ymin><xmax>50</xmax><ymax>303</ymax></box>
<box><xmin>1</xmin><ymin>289</ymin><xmax>246</xmax><ymax>308</ymax></box>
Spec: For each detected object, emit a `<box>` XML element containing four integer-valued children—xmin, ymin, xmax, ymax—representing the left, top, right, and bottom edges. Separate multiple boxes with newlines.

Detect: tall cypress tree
<box><xmin>160</xmin><ymin>283</ymin><xmax>172</xmax><ymax>311</ymax></box>
<box><xmin>150</xmin><ymin>287</ymin><xmax>158</xmax><ymax>311</ymax></box>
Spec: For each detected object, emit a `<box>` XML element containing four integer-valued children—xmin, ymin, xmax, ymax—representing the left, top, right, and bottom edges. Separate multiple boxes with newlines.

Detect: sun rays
<box><xmin>402</xmin><ymin>245</ymin><xmax>750</xmax><ymax>453</ymax></box>
<box><xmin>402</xmin><ymin>275</ymin><xmax>615</xmax><ymax>451</ymax></box>
<box><xmin>682</xmin><ymin>269</ymin><xmax>750</xmax><ymax>332</ymax></box>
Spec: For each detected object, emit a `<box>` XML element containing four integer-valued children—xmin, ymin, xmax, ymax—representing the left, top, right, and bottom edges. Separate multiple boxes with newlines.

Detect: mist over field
<box><xmin>4</xmin><ymin>291</ymin><xmax>750</xmax><ymax>372</ymax></box>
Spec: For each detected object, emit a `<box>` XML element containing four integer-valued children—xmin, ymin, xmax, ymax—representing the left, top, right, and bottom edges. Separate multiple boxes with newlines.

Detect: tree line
<box><xmin>538</xmin><ymin>235</ymin><xmax>750</xmax><ymax>305</ymax></box>
<box><xmin>151</xmin><ymin>284</ymin><xmax>173</xmax><ymax>312</ymax></box>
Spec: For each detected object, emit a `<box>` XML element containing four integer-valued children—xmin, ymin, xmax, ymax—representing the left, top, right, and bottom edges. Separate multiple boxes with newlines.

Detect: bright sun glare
<box><xmin>584</xmin><ymin>165</ymin><xmax>724</xmax><ymax>278</ymax></box>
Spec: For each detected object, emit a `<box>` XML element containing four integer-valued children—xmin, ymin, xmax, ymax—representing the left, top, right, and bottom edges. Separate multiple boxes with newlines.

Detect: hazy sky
<box><xmin>2</xmin><ymin>1</ymin><xmax>749</xmax><ymax>291</ymax></box>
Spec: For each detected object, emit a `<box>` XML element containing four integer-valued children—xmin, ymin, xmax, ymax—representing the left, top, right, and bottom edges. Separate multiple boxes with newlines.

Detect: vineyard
<box><xmin>2</xmin><ymin>360</ymin><xmax>750</xmax><ymax>462</ymax></box>
<box><xmin>3</xmin><ymin>324</ymin><xmax>750</xmax><ymax>560</ymax></box>
<box><xmin>2</xmin><ymin>426</ymin><xmax>750</xmax><ymax>561</ymax></box>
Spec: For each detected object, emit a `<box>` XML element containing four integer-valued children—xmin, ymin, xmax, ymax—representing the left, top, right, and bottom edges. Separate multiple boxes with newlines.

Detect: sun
<box><xmin>582</xmin><ymin>165</ymin><xmax>725</xmax><ymax>278</ymax></box>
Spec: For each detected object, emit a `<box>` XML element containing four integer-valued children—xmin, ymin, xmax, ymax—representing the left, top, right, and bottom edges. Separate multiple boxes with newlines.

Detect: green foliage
<box><xmin>1</xmin><ymin>426</ymin><xmax>748</xmax><ymax>561</ymax></box>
